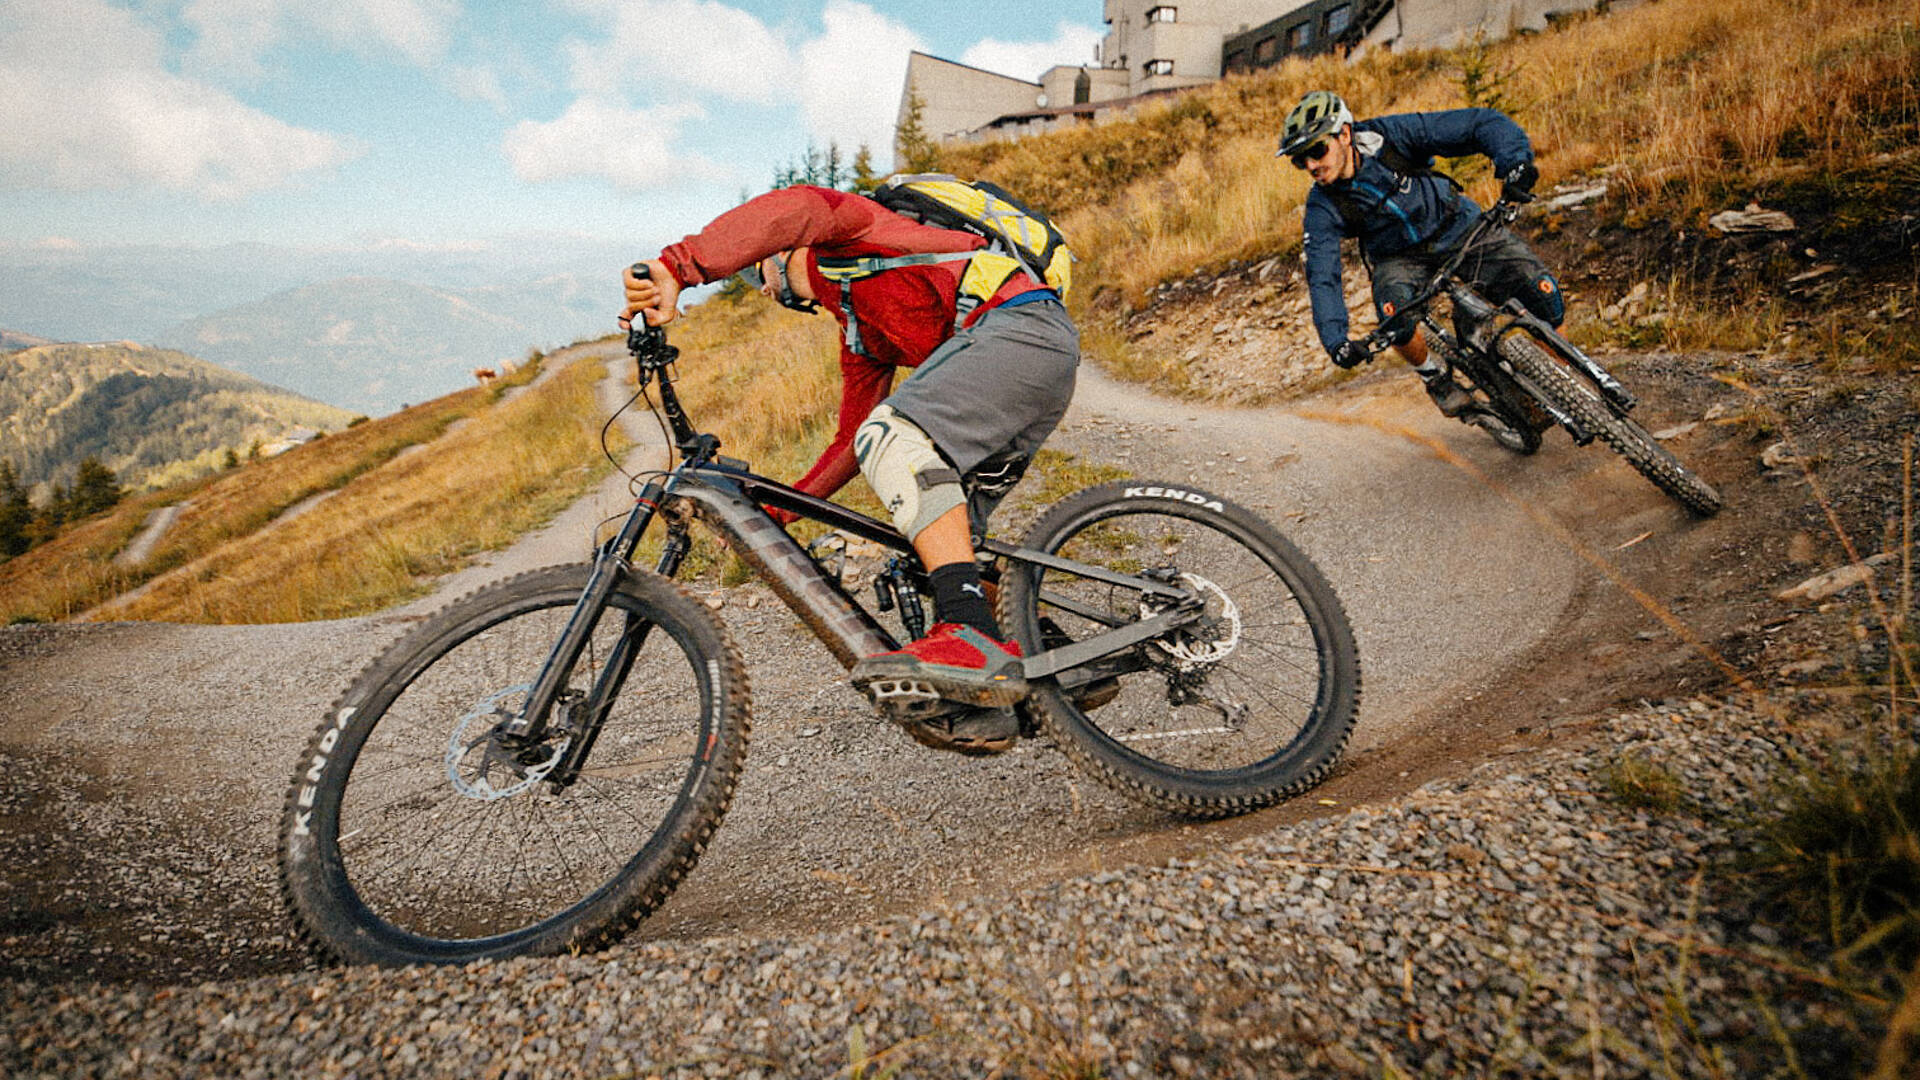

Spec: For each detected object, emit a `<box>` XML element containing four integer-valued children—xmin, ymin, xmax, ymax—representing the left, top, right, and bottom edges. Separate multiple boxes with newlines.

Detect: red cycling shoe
<box><xmin>850</xmin><ymin>623</ymin><xmax>1028</xmax><ymax>710</ymax></box>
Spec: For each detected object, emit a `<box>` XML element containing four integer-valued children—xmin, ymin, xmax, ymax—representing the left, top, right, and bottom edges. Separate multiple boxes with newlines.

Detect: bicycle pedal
<box><xmin>863</xmin><ymin>677</ymin><xmax>942</xmax><ymax>710</ymax></box>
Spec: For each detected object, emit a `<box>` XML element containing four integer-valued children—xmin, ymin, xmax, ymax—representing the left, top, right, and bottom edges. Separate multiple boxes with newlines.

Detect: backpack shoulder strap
<box><xmin>1375</xmin><ymin>140</ymin><xmax>1463</xmax><ymax>192</ymax></box>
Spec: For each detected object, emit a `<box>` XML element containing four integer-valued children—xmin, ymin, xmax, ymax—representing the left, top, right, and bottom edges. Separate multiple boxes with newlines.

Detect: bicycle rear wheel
<box><xmin>1000</xmin><ymin>481</ymin><xmax>1360</xmax><ymax>817</ymax></box>
<box><xmin>279</xmin><ymin>564</ymin><xmax>750</xmax><ymax>967</ymax></box>
<box><xmin>1497</xmin><ymin>333</ymin><xmax>1722</xmax><ymax>516</ymax></box>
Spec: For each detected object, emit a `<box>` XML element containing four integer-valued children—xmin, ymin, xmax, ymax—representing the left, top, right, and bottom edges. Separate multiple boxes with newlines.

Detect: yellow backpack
<box><xmin>815</xmin><ymin>173</ymin><xmax>1073</xmax><ymax>357</ymax></box>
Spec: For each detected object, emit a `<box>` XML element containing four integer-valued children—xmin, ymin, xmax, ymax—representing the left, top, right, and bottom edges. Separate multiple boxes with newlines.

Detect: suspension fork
<box><xmin>499</xmin><ymin>479</ymin><xmax>669</xmax><ymax>752</ymax></box>
<box><xmin>1495</xmin><ymin>300</ymin><xmax>1638</xmax><ymax>414</ymax></box>
<box><xmin>1448</xmin><ymin>284</ymin><xmax>1588</xmax><ymax>437</ymax></box>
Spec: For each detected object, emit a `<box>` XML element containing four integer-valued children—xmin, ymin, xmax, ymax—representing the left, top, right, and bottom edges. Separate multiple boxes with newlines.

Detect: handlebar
<box><xmin>625</xmin><ymin>262</ymin><xmax>678</xmax><ymax>371</ymax></box>
<box><xmin>1351</xmin><ymin>198</ymin><xmax>1524</xmax><ymax>357</ymax></box>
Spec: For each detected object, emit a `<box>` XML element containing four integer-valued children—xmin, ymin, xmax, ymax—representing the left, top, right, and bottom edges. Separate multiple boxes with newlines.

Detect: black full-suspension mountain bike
<box><xmin>1356</xmin><ymin>199</ymin><xmax>1721</xmax><ymax>517</ymax></box>
<box><xmin>278</xmin><ymin>305</ymin><xmax>1361</xmax><ymax>967</ymax></box>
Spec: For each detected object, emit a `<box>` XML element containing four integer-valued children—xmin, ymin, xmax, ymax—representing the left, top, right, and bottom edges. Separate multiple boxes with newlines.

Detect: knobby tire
<box><xmin>279</xmin><ymin>564</ymin><xmax>750</xmax><ymax>967</ymax></box>
<box><xmin>1497</xmin><ymin>333</ymin><xmax>1722</xmax><ymax>517</ymax></box>
<box><xmin>1000</xmin><ymin>481</ymin><xmax>1360</xmax><ymax>818</ymax></box>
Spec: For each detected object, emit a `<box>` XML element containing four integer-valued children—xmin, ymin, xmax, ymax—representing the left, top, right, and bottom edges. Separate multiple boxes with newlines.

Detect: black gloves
<box><xmin>1501</xmin><ymin>161</ymin><xmax>1539</xmax><ymax>204</ymax></box>
<box><xmin>1330</xmin><ymin>339</ymin><xmax>1368</xmax><ymax>369</ymax></box>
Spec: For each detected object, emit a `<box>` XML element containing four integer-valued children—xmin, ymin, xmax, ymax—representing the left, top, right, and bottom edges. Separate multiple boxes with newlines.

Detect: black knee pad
<box><xmin>1520</xmin><ymin>270</ymin><xmax>1566</xmax><ymax>327</ymax></box>
<box><xmin>1373</xmin><ymin>284</ymin><xmax>1422</xmax><ymax>345</ymax></box>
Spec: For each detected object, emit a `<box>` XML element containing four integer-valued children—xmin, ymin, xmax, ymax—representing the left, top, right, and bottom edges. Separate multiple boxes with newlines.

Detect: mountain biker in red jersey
<box><xmin>1281</xmin><ymin>90</ymin><xmax>1561</xmax><ymax>417</ymax></box>
<box><xmin>621</xmin><ymin>184</ymin><xmax>1078</xmax><ymax>754</ymax></box>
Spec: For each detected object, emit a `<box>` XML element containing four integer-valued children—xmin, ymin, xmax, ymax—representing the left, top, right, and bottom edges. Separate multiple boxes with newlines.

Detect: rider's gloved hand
<box><xmin>1330</xmin><ymin>339</ymin><xmax>1368</xmax><ymax>369</ymax></box>
<box><xmin>1501</xmin><ymin>161</ymin><xmax>1539</xmax><ymax>204</ymax></box>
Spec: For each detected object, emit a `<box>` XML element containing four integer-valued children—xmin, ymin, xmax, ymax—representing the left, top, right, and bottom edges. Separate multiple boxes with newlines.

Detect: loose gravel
<box><xmin>2</xmin><ymin>694</ymin><xmax>1834</xmax><ymax>1077</ymax></box>
<box><xmin>4</xmin><ymin>348</ymin><xmax>1830</xmax><ymax>1075</ymax></box>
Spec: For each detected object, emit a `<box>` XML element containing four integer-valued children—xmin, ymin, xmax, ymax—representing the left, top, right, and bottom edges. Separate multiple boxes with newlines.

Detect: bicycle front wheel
<box><xmin>1497</xmin><ymin>333</ymin><xmax>1722</xmax><ymax>516</ymax></box>
<box><xmin>279</xmin><ymin>564</ymin><xmax>750</xmax><ymax>967</ymax></box>
<box><xmin>1000</xmin><ymin>481</ymin><xmax>1360</xmax><ymax>818</ymax></box>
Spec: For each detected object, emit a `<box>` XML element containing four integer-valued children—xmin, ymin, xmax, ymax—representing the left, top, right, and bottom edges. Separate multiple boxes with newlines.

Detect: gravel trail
<box><xmin>1</xmin><ymin>351</ymin><xmax>1778</xmax><ymax>1076</ymax></box>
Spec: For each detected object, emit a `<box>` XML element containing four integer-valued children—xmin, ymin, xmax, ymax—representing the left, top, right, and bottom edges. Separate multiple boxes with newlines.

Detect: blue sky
<box><xmin>0</xmin><ymin>0</ymin><xmax>1104</xmax><ymax>261</ymax></box>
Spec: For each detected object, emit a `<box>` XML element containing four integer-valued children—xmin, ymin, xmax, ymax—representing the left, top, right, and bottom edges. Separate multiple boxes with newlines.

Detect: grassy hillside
<box><xmin>0</xmin><ymin>342</ymin><xmax>357</xmax><ymax>491</ymax></box>
<box><xmin>0</xmin><ymin>350</ymin><xmax>631</xmax><ymax>623</ymax></box>
<box><xmin>939</xmin><ymin>0</ymin><xmax>1917</xmax><ymax>388</ymax></box>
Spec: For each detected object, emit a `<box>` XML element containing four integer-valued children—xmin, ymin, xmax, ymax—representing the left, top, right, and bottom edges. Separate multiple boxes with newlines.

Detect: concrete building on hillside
<box><xmin>1224</xmin><ymin>0</ymin><xmax>1621</xmax><ymax>74</ymax></box>
<box><xmin>1096</xmin><ymin>0</ymin><xmax>1288</xmax><ymax>95</ymax></box>
<box><xmin>896</xmin><ymin>52</ymin><xmax>1131</xmax><ymax>152</ymax></box>
<box><xmin>899</xmin><ymin>0</ymin><xmax>1617</xmax><ymax>151</ymax></box>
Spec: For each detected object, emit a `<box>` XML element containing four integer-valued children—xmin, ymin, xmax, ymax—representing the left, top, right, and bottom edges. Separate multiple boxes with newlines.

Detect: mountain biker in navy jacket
<box><xmin>1279</xmin><ymin>90</ymin><xmax>1563</xmax><ymax>416</ymax></box>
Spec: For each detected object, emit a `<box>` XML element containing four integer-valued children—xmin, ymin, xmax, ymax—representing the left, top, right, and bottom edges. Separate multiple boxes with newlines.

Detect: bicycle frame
<box><xmin>1365</xmin><ymin>200</ymin><xmax>1638</xmax><ymax>432</ymax></box>
<box><xmin>506</xmin><ymin>323</ymin><xmax>1205</xmax><ymax>786</ymax></box>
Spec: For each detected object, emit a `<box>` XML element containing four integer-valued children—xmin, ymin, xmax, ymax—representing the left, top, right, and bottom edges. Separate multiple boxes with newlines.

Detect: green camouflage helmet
<box><xmin>1277</xmin><ymin>90</ymin><xmax>1353</xmax><ymax>157</ymax></box>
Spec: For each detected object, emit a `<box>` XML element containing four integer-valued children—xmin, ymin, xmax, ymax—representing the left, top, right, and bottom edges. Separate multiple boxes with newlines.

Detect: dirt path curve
<box><xmin>2</xmin><ymin>356</ymin><xmax>1707</xmax><ymax>986</ymax></box>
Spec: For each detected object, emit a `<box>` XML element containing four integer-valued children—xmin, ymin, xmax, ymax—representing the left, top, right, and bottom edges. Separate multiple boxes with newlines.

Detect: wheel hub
<box><xmin>445</xmin><ymin>684</ymin><xmax>571</xmax><ymax>801</ymax></box>
<box><xmin>1143</xmin><ymin>571</ymin><xmax>1241</xmax><ymax>671</ymax></box>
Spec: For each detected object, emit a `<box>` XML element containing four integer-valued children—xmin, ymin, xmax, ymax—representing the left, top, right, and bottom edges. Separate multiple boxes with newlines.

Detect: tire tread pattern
<box><xmin>1000</xmin><ymin>481</ymin><xmax>1360</xmax><ymax>819</ymax></box>
<box><xmin>278</xmin><ymin>564</ymin><xmax>751</xmax><ymax>967</ymax></box>
<box><xmin>1498</xmin><ymin>334</ymin><xmax>1722</xmax><ymax>516</ymax></box>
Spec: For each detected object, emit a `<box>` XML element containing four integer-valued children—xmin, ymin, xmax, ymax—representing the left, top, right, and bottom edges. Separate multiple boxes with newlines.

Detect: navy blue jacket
<box><xmin>1302</xmin><ymin>108</ymin><xmax>1534</xmax><ymax>352</ymax></box>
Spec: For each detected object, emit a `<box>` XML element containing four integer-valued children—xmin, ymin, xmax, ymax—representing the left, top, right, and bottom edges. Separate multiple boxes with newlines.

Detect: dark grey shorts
<box><xmin>1372</xmin><ymin>224</ymin><xmax>1564</xmax><ymax>338</ymax></box>
<box><xmin>884</xmin><ymin>298</ymin><xmax>1079</xmax><ymax>478</ymax></box>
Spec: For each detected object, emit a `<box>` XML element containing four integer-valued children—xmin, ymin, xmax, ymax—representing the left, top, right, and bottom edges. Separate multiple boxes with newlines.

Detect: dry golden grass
<box><xmin>653</xmin><ymin>290</ymin><xmax>897</xmax><ymax>531</ymax></box>
<box><xmin>0</xmin><ymin>370</ymin><xmax>527</xmax><ymax>623</ymax></box>
<box><xmin>940</xmin><ymin>0</ymin><xmax>1917</xmax><ymax>384</ymax></box>
<box><xmin>66</xmin><ymin>355</ymin><xmax>623</xmax><ymax>623</ymax></box>
<box><xmin>656</xmin><ymin>290</ymin><xmax>847</xmax><ymax>481</ymax></box>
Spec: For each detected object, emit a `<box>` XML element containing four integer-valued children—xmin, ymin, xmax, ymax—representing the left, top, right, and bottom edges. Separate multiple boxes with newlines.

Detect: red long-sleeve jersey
<box><xmin>657</xmin><ymin>185</ymin><xmax>1042</xmax><ymax>499</ymax></box>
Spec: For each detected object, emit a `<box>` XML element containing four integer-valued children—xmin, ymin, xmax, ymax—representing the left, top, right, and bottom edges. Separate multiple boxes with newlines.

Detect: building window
<box><xmin>1255</xmin><ymin>37</ymin><xmax>1278</xmax><ymax>64</ymax></box>
<box><xmin>1288</xmin><ymin>22</ymin><xmax>1312</xmax><ymax>51</ymax></box>
<box><xmin>1323</xmin><ymin>4</ymin><xmax>1352</xmax><ymax>36</ymax></box>
<box><xmin>1147</xmin><ymin>6</ymin><xmax>1177</xmax><ymax>22</ymax></box>
<box><xmin>1144</xmin><ymin>58</ymin><xmax>1174</xmax><ymax>76</ymax></box>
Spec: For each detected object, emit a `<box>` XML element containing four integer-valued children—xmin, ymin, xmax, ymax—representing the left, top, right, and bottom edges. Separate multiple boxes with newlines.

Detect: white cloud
<box><xmin>959</xmin><ymin>21</ymin><xmax>1104</xmax><ymax>83</ymax></box>
<box><xmin>512</xmin><ymin>0</ymin><xmax>926</xmax><ymax>191</ymax></box>
<box><xmin>502</xmin><ymin>98</ymin><xmax>723</xmax><ymax>190</ymax></box>
<box><xmin>0</xmin><ymin>0</ymin><xmax>356</xmax><ymax>197</ymax></box>
<box><xmin>448</xmin><ymin>63</ymin><xmax>507</xmax><ymax>109</ymax></box>
<box><xmin>183</xmin><ymin>0</ymin><xmax>459</xmax><ymax>76</ymax></box>
<box><xmin>796</xmin><ymin>0</ymin><xmax>923</xmax><ymax>160</ymax></box>
<box><xmin>559</xmin><ymin>0</ymin><xmax>794</xmax><ymax>105</ymax></box>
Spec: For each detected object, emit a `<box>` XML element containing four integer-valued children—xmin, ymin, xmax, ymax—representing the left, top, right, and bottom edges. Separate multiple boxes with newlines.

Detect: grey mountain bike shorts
<box><xmin>883</xmin><ymin>296</ymin><xmax>1080</xmax><ymax>482</ymax></box>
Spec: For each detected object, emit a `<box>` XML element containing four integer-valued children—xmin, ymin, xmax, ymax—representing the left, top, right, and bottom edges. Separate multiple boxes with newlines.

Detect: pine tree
<box><xmin>68</xmin><ymin>457</ymin><xmax>124</xmax><ymax>518</ymax></box>
<box><xmin>772</xmin><ymin>140</ymin><xmax>857</xmax><ymax>191</ymax></box>
<box><xmin>0</xmin><ymin>460</ymin><xmax>30</xmax><ymax>558</ymax></box>
<box><xmin>895</xmin><ymin>85</ymin><xmax>941</xmax><ymax>173</ymax></box>
<box><xmin>850</xmin><ymin>144</ymin><xmax>881</xmax><ymax>193</ymax></box>
<box><xmin>823</xmin><ymin>141</ymin><xmax>845</xmax><ymax>189</ymax></box>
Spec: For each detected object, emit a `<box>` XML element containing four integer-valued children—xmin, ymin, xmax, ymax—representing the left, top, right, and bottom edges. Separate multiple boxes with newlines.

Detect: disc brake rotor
<box><xmin>1145</xmin><ymin>572</ymin><xmax>1241</xmax><ymax>670</ymax></box>
<box><xmin>445</xmin><ymin>683</ymin><xmax>571</xmax><ymax>801</ymax></box>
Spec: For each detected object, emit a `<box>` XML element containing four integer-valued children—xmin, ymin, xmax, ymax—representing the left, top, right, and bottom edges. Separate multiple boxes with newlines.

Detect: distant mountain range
<box><xmin>1</xmin><ymin>329</ymin><xmax>54</xmax><ymax>352</ymax></box>
<box><xmin>0</xmin><ymin>237</ymin><xmax>640</xmax><ymax>416</ymax></box>
<box><xmin>152</xmin><ymin>274</ymin><xmax>612</xmax><ymax>415</ymax></box>
<box><xmin>0</xmin><ymin>341</ymin><xmax>357</xmax><ymax>492</ymax></box>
